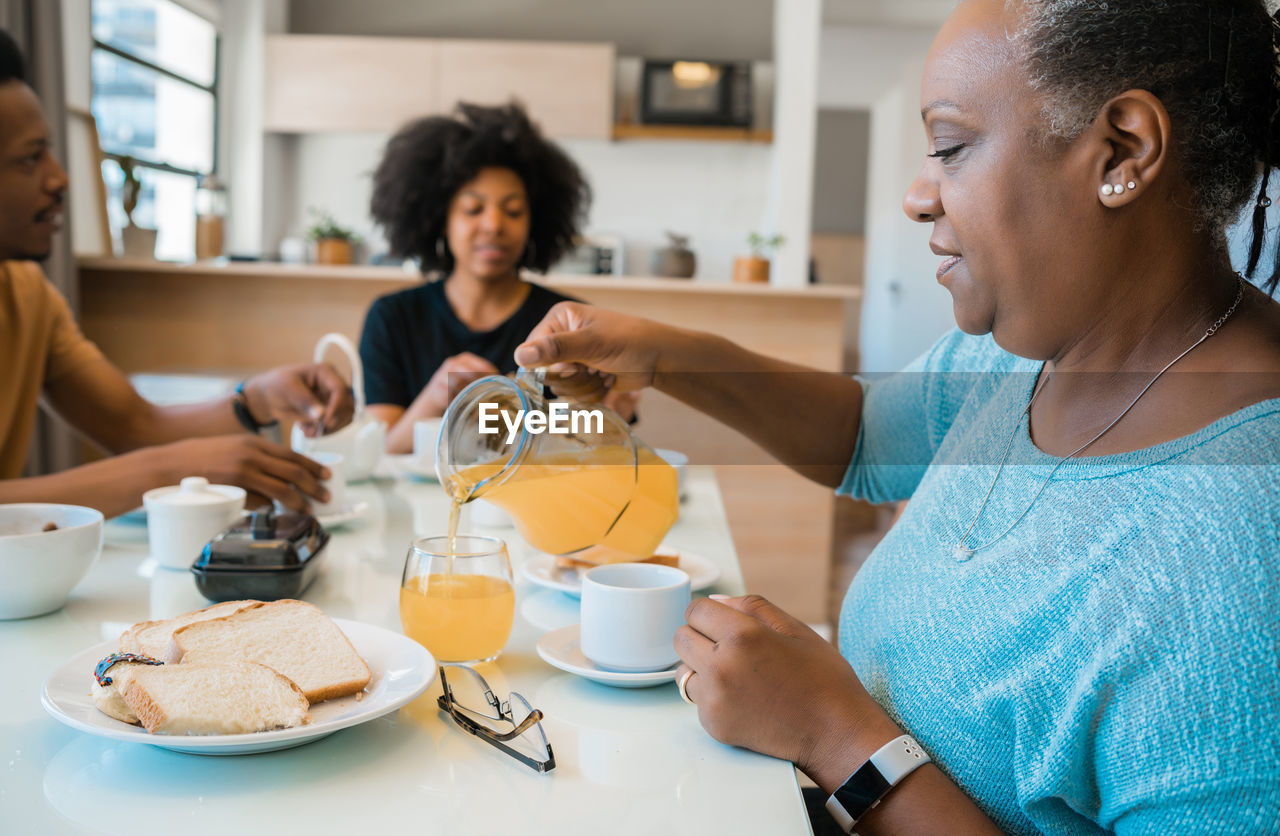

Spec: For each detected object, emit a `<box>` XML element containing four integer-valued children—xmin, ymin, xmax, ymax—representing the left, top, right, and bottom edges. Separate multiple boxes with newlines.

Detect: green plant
<box><xmin>306</xmin><ymin>208</ymin><xmax>360</xmax><ymax>242</ymax></box>
<box><xmin>118</xmin><ymin>155</ymin><xmax>141</xmax><ymax>226</ymax></box>
<box><xmin>747</xmin><ymin>231</ymin><xmax>785</xmax><ymax>259</ymax></box>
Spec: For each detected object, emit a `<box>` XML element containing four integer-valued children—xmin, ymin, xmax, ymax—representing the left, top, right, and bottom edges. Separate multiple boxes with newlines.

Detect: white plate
<box><xmin>316</xmin><ymin>501</ymin><xmax>370</xmax><ymax>529</ymax></box>
<box><xmin>521</xmin><ymin>548</ymin><xmax>721</xmax><ymax>598</ymax></box>
<box><xmin>536</xmin><ymin>625</ymin><xmax>678</xmax><ymax>689</ymax></box>
<box><xmin>40</xmin><ymin>618</ymin><xmax>436</xmax><ymax>755</ymax></box>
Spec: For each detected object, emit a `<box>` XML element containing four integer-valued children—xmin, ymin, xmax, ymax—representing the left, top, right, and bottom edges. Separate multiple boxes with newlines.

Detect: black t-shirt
<box><xmin>358</xmin><ymin>278</ymin><xmax>576</xmax><ymax>407</ymax></box>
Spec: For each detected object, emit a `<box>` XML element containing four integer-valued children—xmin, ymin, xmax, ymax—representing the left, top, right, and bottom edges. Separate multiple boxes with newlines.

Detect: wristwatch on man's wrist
<box><xmin>825</xmin><ymin>734</ymin><xmax>931</xmax><ymax>834</ymax></box>
<box><xmin>232</xmin><ymin>380</ymin><xmax>278</xmax><ymax>434</ymax></box>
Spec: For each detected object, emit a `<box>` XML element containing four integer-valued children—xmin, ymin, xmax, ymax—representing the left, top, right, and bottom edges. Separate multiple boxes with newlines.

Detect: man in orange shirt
<box><xmin>0</xmin><ymin>30</ymin><xmax>353</xmax><ymax>517</ymax></box>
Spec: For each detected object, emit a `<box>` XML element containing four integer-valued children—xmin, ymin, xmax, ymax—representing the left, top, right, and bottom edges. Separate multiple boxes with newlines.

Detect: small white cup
<box><xmin>306</xmin><ymin>451</ymin><xmax>347</xmax><ymax>517</ymax></box>
<box><xmin>654</xmin><ymin>448</ymin><xmax>689</xmax><ymax>499</ymax></box>
<box><xmin>580</xmin><ymin>563</ymin><xmax>690</xmax><ymax>672</ymax></box>
<box><xmin>413</xmin><ymin>418</ymin><xmax>445</xmax><ymax>477</ymax></box>
<box><xmin>143</xmin><ymin>477</ymin><xmax>245</xmax><ymax>570</ymax></box>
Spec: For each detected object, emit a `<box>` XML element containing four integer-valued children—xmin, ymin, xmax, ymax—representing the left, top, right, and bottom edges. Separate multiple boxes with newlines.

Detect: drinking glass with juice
<box><xmin>437</xmin><ymin>369</ymin><xmax>679</xmax><ymax>560</ymax></box>
<box><xmin>400</xmin><ymin>535</ymin><xmax>515</xmax><ymax>664</ymax></box>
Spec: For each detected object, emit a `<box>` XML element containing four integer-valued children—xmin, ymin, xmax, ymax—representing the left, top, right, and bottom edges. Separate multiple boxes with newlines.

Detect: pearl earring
<box><xmin>1101</xmin><ymin>184</ymin><xmax>1115</xmax><ymax>196</ymax></box>
<box><xmin>1127</xmin><ymin>181</ymin><xmax>1137</xmax><ymax>191</ymax></box>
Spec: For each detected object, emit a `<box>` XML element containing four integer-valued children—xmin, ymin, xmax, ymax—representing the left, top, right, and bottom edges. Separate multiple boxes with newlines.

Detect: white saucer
<box><xmin>522</xmin><ymin>547</ymin><xmax>721</xmax><ymax>598</ymax></box>
<box><xmin>316</xmin><ymin>501</ymin><xmax>370</xmax><ymax>529</ymax></box>
<box><xmin>535</xmin><ymin>625</ymin><xmax>678</xmax><ymax>689</ymax></box>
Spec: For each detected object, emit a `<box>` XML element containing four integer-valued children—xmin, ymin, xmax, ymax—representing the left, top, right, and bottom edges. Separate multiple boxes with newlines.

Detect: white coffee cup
<box><xmin>413</xmin><ymin>418</ymin><xmax>445</xmax><ymax>477</ymax></box>
<box><xmin>654</xmin><ymin>448</ymin><xmax>689</xmax><ymax>499</ymax></box>
<box><xmin>306</xmin><ymin>451</ymin><xmax>347</xmax><ymax>517</ymax></box>
<box><xmin>580</xmin><ymin>563</ymin><xmax>691</xmax><ymax>673</ymax></box>
<box><xmin>142</xmin><ymin>477</ymin><xmax>245</xmax><ymax>569</ymax></box>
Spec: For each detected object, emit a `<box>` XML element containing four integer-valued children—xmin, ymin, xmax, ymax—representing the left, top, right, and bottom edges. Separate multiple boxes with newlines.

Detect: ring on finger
<box><xmin>677</xmin><ymin>668</ymin><xmax>696</xmax><ymax>705</ymax></box>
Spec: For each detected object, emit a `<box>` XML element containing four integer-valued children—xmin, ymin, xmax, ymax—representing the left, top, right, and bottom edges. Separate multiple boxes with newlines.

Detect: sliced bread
<box><xmin>554</xmin><ymin>544</ymin><xmax>680</xmax><ymax>572</ymax></box>
<box><xmin>120</xmin><ymin>600</ymin><xmax>262</xmax><ymax>663</ymax></box>
<box><xmin>120</xmin><ymin>659</ymin><xmax>310</xmax><ymax>735</ymax></box>
<box><xmin>172</xmin><ymin>599</ymin><xmax>371</xmax><ymax>703</ymax></box>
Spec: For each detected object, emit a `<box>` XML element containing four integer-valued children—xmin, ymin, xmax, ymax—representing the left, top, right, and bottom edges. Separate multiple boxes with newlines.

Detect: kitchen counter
<box><xmin>77</xmin><ymin>257</ymin><xmax>862</xmax><ymax>298</ymax></box>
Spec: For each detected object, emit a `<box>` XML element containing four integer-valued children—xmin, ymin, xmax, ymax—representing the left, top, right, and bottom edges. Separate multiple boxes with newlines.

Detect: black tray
<box><xmin>191</xmin><ymin>509</ymin><xmax>328</xmax><ymax>602</ymax></box>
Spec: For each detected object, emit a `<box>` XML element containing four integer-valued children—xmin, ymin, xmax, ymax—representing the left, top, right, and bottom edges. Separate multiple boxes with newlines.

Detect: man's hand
<box><xmin>243</xmin><ymin>362</ymin><xmax>355</xmax><ymax>438</ymax></box>
<box><xmin>164</xmin><ymin>435</ymin><xmax>332</xmax><ymax>512</ymax></box>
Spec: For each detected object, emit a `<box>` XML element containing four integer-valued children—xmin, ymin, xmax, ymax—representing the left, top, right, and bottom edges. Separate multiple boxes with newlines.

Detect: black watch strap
<box><xmin>232</xmin><ymin>380</ymin><xmax>278</xmax><ymax>433</ymax></box>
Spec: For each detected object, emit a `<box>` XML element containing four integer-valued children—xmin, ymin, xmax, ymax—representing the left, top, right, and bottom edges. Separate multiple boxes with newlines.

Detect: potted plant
<box><xmin>118</xmin><ymin>155</ymin><xmax>157</xmax><ymax>259</ymax></box>
<box><xmin>306</xmin><ymin>208</ymin><xmax>360</xmax><ymax>265</ymax></box>
<box><xmin>733</xmin><ymin>232</ymin><xmax>784</xmax><ymax>283</ymax></box>
<box><xmin>649</xmin><ymin>231</ymin><xmax>696</xmax><ymax>278</ymax></box>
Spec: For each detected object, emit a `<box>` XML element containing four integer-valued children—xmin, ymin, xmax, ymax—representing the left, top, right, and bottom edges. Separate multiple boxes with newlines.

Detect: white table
<box><xmin>1</xmin><ymin>465</ymin><xmax>811</xmax><ymax>835</ymax></box>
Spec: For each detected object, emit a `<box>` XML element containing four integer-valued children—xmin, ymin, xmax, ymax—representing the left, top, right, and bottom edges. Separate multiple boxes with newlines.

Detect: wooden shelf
<box><xmin>611</xmin><ymin>124</ymin><xmax>773</xmax><ymax>143</ymax></box>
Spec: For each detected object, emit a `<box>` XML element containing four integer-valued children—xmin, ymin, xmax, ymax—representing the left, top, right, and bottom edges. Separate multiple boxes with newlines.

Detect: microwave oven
<box><xmin>639</xmin><ymin>60</ymin><xmax>753</xmax><ymax>128</ymax></box>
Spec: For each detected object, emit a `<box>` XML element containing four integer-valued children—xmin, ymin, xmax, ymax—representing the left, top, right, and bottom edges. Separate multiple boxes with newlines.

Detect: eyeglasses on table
<box><xmin>436</xmin><ymin>663</ymin><xmax>556</xmax><ymax>773</ymax></box>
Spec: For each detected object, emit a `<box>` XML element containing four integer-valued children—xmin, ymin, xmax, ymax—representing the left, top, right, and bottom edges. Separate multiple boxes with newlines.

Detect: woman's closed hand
<box><xmin>674</xmin><ymin>595</ymin><xmax>894</xmax><ymax>781</ymax></box>
<box><xmin>514</xmin><ymin>302</ymin><xmax>670</xmax><ymax>402</ymax></box>
<box><xmin>421</xmin><ymin>352</ymin><xmax>500</xmax><ymax>416</ymax></box>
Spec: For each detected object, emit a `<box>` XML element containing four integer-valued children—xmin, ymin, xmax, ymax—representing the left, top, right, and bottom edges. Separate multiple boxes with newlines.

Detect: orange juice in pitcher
<box><xmin>438</xmin><ymin>369</ymin><xmax>678</xmax><ymax>559</ymax></box>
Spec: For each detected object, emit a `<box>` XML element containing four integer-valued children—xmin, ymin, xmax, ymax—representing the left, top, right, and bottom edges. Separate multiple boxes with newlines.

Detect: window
<box><xmin>91</xmin><ymin>0</ymin><xmax>218</xmax><ymax>261</ymax></box>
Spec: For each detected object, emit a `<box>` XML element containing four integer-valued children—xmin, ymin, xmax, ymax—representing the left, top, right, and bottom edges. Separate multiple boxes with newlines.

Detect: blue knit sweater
<box><xmin>838</xmin><ymin>329</ymin><xmax>1280</xmax><ymax>834</ymax></box>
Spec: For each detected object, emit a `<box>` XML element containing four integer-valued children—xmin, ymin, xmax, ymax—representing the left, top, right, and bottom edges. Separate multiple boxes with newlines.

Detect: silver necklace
<box><xmin>951</xmin><ymin>277</ymin><xmax>1246</xmax><ymax>562</ymax></box>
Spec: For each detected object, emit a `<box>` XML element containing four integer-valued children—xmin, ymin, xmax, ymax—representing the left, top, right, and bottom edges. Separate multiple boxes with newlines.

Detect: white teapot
<box><xmin>291</xmin><ymin>332</ymin><xmax>386</xmax><ymax>482</ymax></box>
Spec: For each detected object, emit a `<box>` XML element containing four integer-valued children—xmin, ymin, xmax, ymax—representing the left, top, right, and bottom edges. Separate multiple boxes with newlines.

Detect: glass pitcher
<box><xmin>437</xmin><ymin>368</ymin><xmax>678</xmax><ymax>559</ymax></box>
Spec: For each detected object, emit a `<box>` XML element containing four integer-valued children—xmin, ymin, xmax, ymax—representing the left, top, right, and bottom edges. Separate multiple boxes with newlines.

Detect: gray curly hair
<box><xmin>1006</xmin><ymin>0</ymin><xmax>1279</xmax><ymax>289</ymax></box>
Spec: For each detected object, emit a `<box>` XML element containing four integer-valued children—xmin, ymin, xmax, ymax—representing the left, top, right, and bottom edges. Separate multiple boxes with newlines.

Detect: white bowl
<box><xmin>0</xmin><ymin>504</ymin><xmax>104</xmax><ymax>620</ymax></box>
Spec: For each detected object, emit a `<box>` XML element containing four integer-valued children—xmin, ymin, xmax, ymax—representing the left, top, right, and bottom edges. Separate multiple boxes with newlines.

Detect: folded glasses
<box><xmin>436</xmin><ymin>664</ymin><xmax>556</xmax><ymax>773</ymax></box>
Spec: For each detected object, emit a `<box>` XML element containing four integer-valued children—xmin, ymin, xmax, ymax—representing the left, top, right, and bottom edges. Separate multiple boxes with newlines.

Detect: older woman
<box><xmin>514</xmin><ymin>1</ymin><xmax>1280</xmax><ymax>832</ymax></box>
<box><xmin>359</xmin><ymin>102</ymin><xmax>595</xmax><ymax>453</ymax></box>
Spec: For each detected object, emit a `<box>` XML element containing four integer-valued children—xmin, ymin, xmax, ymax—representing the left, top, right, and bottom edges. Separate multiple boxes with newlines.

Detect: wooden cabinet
<box><xmin>435</xmin><ymin>41</ymin><xmax>613</xmax><ymax>139</ymax></box>
<box><xmin>263</xmin><ymin>35</ymin><xmax>613</xmax><ymax>139</ymax></box>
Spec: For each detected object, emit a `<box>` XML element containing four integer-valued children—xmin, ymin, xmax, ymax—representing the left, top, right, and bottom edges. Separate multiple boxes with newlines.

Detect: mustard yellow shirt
<box><xmin>0</xmin><ymin>260</ymin><xmax>104</xmax><ymax>478</ymax></box>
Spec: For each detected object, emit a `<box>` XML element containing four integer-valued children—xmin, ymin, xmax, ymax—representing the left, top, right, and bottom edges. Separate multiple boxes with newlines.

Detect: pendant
<box><xmin>952</xmin><ymin>545</ymin><xmax>974</xmax><ymax>562</ymax></box>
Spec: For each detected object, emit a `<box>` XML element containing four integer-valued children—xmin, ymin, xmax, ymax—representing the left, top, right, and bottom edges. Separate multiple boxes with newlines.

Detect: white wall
<box><xmin>860</xmin><ymin>54</ymin><xmax>956</xmax><ymax>373</ymax></box>
<box><xmin>61</xmin><ymin>0</ymin><xmax>91</xmax><ymax>110</ymax></box>
<box><xmin>817</xmin><ymin>25</ymin><xmax>937</xmax><ymax>109</ymax></box>
<box><xmin>817</xmin><ymin>23</ymin><xmax>950</xmax><ymax>371</ymax></box>
<box><xmin>220</xmin><ymin>0</ymin><xmax>289</xmax><ymax>256</ymax></box>
<box><xmin>561</xmin><ymin>139</ymin><xmax>773</xmax><ymax>280</ymax></box>
<box><xmin>765</xmin><ymin>0</ymin><xmax>820</xmax><ymax>287</ymax></box>
<box><xmin>270</xmin><ymin>133</ymin><xmax>773</xmax><ymax>281</ymax></box>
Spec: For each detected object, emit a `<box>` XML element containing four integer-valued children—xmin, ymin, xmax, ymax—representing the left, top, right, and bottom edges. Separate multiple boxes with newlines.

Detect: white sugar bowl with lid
<box><xmin>143</xmin><ymin>477</ymin><xmax>246</xmax><ymax>570</ymax></box>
